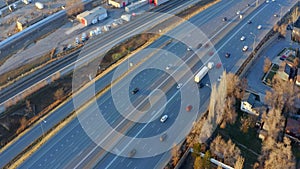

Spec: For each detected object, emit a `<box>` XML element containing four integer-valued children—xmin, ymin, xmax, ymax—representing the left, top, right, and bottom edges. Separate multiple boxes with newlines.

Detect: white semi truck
<box><xmin>194</xmin><ymin>66</ymin><xmax>209</xmax><ymax>83</ymax></box>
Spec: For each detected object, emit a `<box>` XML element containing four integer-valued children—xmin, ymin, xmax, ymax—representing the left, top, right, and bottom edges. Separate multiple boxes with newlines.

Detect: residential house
<box><xmin>292</xmin><ymin>17</ymin><xmax>300</xmax><ymax>43</ymax></box>
<box><xmin>240</xmin><ymin>92</ymin><xmax>265</xmax><ymax>116</ymax></box>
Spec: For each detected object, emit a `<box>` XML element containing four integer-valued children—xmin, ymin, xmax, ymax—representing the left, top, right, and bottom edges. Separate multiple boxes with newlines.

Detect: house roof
<box><xmin>286</xmin><ymin>118</ymin><xmax>300</xmax><ymax>138</ymax></box>
<box><xmin>242</xmin><ymin>92</ymin><xmax>257</xmax><ymax>105</ymax></box>
<box><xmin>294</xmin><ymin>17</ymin><xmax>300</xmax><ymax>28</ymax></box>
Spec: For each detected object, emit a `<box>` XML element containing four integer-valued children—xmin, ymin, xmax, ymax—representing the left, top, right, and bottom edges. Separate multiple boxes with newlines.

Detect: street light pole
<box><xmin>250</xmin><ymin>32</ymin><xmax>256</xmax><ymax>52</ymax></box>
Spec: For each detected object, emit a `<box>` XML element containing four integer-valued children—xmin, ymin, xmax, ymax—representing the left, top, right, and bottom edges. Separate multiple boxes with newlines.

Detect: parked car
<box><xmin>257</xmin><ymin>25</ymin><xmax>262</xmax><ymax>30</ymax></box>
<box><xmin>222</xmin><ymin>17</ymin><xmax>227</xmax><ymax>22</ymax></box>
<box><xmin>225</xmin><ymin>52</ymin><xmax>231</xmax><ymax>58</ymax></box>
<box><xmin>236</xmin><ymin>11</ymin><xmax>241</xmax><ymax>15</ymax></box>
<box><xmin>242</xmin><ymin>46</ymin><xmax>248</xmax><ymax>52</ymax></box>
<box><xmin>247</xmin><ymin>20</ymin><xmax>252</xmax><ymax>24</ymax></box>
<box><xmin>160</xmin><ymin>115</ymin><xmax>168</xmax><ymax>123</ymax></box>
<box><xmin>132</xmin><ymin>88</ymin><xmax>139</xmax><ymax>94</ymax></box>
<box><xmin>240</xmin><ymin>36</ymin><xmax>246</xmax><ymax>41</ymax></box>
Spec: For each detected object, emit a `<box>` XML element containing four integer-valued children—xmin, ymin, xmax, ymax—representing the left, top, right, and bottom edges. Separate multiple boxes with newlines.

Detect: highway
<box><xmin>0</xmin><ymin>0</ymin><xmax>203</xmax><ymax>167</ymax></box>
<box><xmin>0</xmin><ymin>0</ymin><xmax>199</xmax><ymax>108</ymax></box>
<box><xmin>5</xmin><ymin>0</ymin><xmax>298</xmax><ymax>168</ymax></box>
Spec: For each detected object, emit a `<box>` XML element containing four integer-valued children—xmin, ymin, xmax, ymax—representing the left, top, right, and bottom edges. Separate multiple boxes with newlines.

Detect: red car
<box><xmin>186</xmin><ymin>105</ymin><xmax>193</xmax><ymax>112</ymax></box>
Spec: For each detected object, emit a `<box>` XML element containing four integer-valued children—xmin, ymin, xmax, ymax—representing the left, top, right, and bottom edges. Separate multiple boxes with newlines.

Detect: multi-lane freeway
<box><xmin>1</xmin><ymin>0</ymin><xmax>298</xmax><ymax>168</ymax></box>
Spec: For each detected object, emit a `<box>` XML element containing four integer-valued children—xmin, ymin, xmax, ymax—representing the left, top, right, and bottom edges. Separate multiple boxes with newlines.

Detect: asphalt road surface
<box><xmin>7</xmin><ymin>0</ymin><xmax>299</xmax><ymax>168</ymax></box>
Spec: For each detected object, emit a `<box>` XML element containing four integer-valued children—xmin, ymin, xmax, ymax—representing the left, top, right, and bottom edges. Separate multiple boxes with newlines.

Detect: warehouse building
<box><xmin>108</xmin><ymin>0</ymin><xmax>129</xmax><ymax>8</ymax></box>
<box><xmin>76</xmin><ymin>7</ymin><xmax>107</xmax><ymax>26</ymax></box>
<box><xmin>16</xmin><ymin>13</ymin><xmax>46</xmax><ymax>31</ymax></box>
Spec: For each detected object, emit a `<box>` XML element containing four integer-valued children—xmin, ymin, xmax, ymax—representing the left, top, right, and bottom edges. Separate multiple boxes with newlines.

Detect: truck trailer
<box><xmin>194</xmin><ymin>66</ymin><xmax>209</xmax><ymax>83</ymax></box>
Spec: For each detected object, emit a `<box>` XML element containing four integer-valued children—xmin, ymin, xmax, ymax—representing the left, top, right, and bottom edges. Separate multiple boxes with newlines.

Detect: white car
<box><xmin>257</xmin><ymin>25</ymin><xmax>262</xmax><ymax>30</ymax></box>
<box><xmin>236</xmin><ymin>10</ymin><xmax>241</xmax><ymax>15</ymax></box>
<box><xmin>166</xmin><ymin>64</ymin><xmax>172</xmax><ymax>70</ymax></box>
<box><xmin>266</xmin><ymin>0</ymin><xmax>269</xmax><ymax>3</ymax></box>
<box><xmin>242</xmin><ymin>46</ymin><xmax>248</xmax><ymax>52</ymax></box>
<box><xmin>177</xmin><ymin>83</ymin><xmax>183</xmax><ymax>89</ymax></box>
<box><xmin>160</xmin><ymin>115</ymin><xmax>168</xmax><ymax>123</ymax></box>
<box><xmin>240</xmin><ymin>36</ymin><xmax>246</xmax><ymax>41</ymax></box>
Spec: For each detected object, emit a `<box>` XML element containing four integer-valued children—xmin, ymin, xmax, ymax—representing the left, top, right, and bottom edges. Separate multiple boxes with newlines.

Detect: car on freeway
<box><xmin>242</xmin><ymin>46</ymin><xmax>248</xmax><ymax>52</ymax></box>
<box><xmin>198</xmin><ymin>83</ymin><xmax>204</xmax><ymax>88</ymax></box>
<box><xmin>197</xmin><ymin>43</ymin><xmax>203</xmax><ymax>49</ymax></box>
<box><xmin>132</xmin><ymin>88</ymin><xmax>139</xmax><ymax>94</ymax></box>
<box><xmin>240</xmin><ymin>36</ymin><xmax>246</xmax><ymax>41</ymax></box>
<box><xmin>257</xmin><ymin>25</ymin><xmax>262</xmax><ymax>30</ymax></box>
<box><xmin>166</xmin><ymin>64</ymin><xmax>172</xmax><ymax>70</ymax></box>
<box><xmin>129</xmin><ymin>149</ymin><xmax>136</xmax><ymax>157</ymax></box>
<box><xmin>177</xmin><ymin>83</ymin><xmax>183</xmax><ymax>89</ymax></box>
<box><xmin>236</xmin><ymin>10</ymin><xmax>241</xmax><ymax>15</ymax></box>
<box><xmin>247</xmin><ymin>20</ymin><xmax>252</xmax><ymax>24</ymax></box>
<box><xmin>247</xmin><ymin>3</ymin><xmax>250</xmax><ymax>7</ymax></box>
<box><xmin>222</xmin><ymin>17</ymin><xmax>227</xmax><ymax>22</ymax></box>
<box><xmin>160</xmin><ymin>133</ymin><xmax>167</xmax><ymax>141</ymax></box>
<box><xmin>266</xmin><ymin>0</ymin><xmax>269</xmax><ymax>3</ymax></box>
<box><xmin>186</xmin><ymin>105</ymin><xmax>193</xmax><ymax>112</ymax></box>
<box><xmin>225</xmin><ymin>52</ymin><xmax>231</xmax><ymax>58</ymax></box>
<box><xmin>160</xmin><ymin>115</ymin><xmax>168</xmax><ymax>123</ymax></box>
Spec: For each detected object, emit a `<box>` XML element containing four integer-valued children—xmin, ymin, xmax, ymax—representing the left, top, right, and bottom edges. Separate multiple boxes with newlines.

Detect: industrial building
<box><xmin>16</xmin><ymin>13</ymin><xmax>46</xmax><ymax>31</ymax></box>
<box><xmin>125</xmin><ymin>0</ymin><xmax>148</xmax><ymax>12</ymax></box>
<box><xmin>76</xmin><ymin>7</ymin><xmax>107</xmax><ymax>26</ymax></box>
<box><xmin>108</xmin><ymin>0</ymin><xmax>128</xmax><ymax>8</ymax></box>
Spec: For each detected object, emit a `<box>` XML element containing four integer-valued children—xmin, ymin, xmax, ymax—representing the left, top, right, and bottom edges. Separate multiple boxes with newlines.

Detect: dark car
<box><xmin>225</xmin><ymin>53</ymin><xmax>231</xmax><ymax>58</ymax></box>
<box><xmin>198</xmin><ymin>83</ymin><xmax>204</xmax><ymax>88</ymax></box>
<box><xmin>247</xmin><ymin>20</ymin><xmax>252</xmax><ymax>24</ymax></box>
<box><xmin>247</xmin><ymin>3</ymin><xmax>250</xmax><ymax>7</ymax></box>
<box><xmin>132</xmin><ymin>88</ymin><xmax>139</xmax><ymax>94</ymax></box>
<box><xmin>197</xmin><ymin>43</ymin><xmax>203</xmax><ymax>49</ymax></box>
<box><xmin>129</xmin><ymin>149</ymin><xmax>136</xmax><ymax>157</ymax></box>
<box><xmin>222</xmin><ymin>17</ymin><xmax>227</xmax><ymax>22</ymax></box>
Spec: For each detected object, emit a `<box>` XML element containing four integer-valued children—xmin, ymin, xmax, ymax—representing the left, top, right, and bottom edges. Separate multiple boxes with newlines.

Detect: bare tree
<box><xmin>25</xmin><ymin>100</ymin><xmax>33</xmax><ymax>116</ymax></box>
<box><xmin>240</xmin><ymin>115</ymin><xmax>256</xmax><ymax>133</ymax></box>
<box><xmin>263</xmin><ymin>58</ymin><xmax>272</xmax><ymax>74</ymax></box>
<box><xmin>171</xmin><ymin>144</ymin><xmax>181</xmax><ymax>166</ymax></box>
<box><xmin>291</xmin><ymin>7</ymin><xmax>299</xmax><ymax>24</ymax></box>
<box><xmin>194</xmin><ymin>156</ymin><xmax>202</xmax><ymax>169</ymax></box>
<box><xmin>234</xmin><ymin>155</ymin><xmax>245</xmax><ymax>169</ymax></box>
<box><xmin>66</xmin><ymin>0</ymin><xmax>84</xmax><ymax>16</ymax></box>
<box><xmin>261</xmin><ymin>137</ymin><xmax>296</xmax><ymax>169</ymax></box>
<box><xmin>54</xmin><ymin>88</ymin><xmax>65</xmax><ymax>101</ymax></box>
<box><xmin>262</xmin><ymin>108</ymin><xmax>285</xmax><ymax>140</ymax></box>
<box><xmin>210</xmin><ymin>135</ymin><xmax>241</xmax><ymax>166</ymax></box>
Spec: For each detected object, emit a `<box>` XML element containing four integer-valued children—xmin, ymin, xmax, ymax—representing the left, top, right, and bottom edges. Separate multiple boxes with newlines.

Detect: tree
<box><xmin>202</xmin><ymin>151</ymin><xmax>211</xmax><ymax>169</ymax></box>
<box><xmin>234</xmin><ymin>155</ymin><xmax>245</xmax><ymax>169</ymax></box>
<box><xmin>240</xmin><ymin>115</ymin><xmax>256</xmax><ymax>133</ymax></box>
<box><xmin>171</xmin><ymin>144</ymin><xmax>181</xmax><ymax>166</ymax></box>
<box><xmin>263</xmin><ymin>58</ymin><xmax>272</xmax><ymax>73</ymax></box>
<box><xmin>54</xmin><ymin>88</ymin><xmax>65</xmax><ymax>101</ymax></box>
<box><xmin>261</xmin><ymin>108</ymin><xmax>285</xmax><ymax>140</ymax></box>
<box><xmin>25</xmin><ymin>100</ymin><xmax>33</xmax><ymax>115</ymax></box>
<box><xmin>210</xmin><ymin>135</ymin><xmax>241</xmax><ymax>166</ymax></box>
<box><xmin>194</xmin><ymin>156</ymin><xmax>202</xmax><ymax>169</ymax></box>
<box><xmin>291</xmin><ymin>7</ymin><xmax>299</xmax><ymax>24</ymax></box>
<box><xmin>66</xmin><ymin>0</ymin><xmax>84</xmax><ymax>16</ymax></box>
<box><xmin>261</xmin><ymin>137</ymin><xmax>296</xmax><ymax>169</ymax></box>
